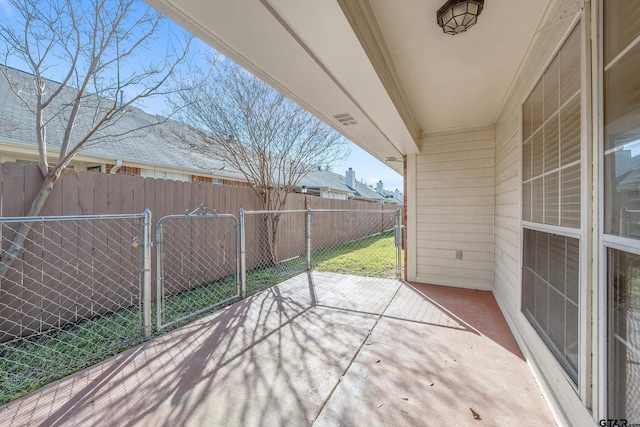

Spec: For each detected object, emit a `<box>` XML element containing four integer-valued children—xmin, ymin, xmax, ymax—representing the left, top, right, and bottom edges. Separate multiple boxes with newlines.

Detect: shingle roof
<box><xmin>299</xmin><ymin>168</ymin><xmax>389</xmax><ymax>202</ymax></box>
<box><xmin>0</xmin><ymin>66</ymin><xmax>246</xmax><ymax>180</ymax></box>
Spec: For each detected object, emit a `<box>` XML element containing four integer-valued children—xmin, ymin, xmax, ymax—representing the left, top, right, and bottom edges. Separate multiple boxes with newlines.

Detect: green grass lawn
<box><xmin>0</xmin><ymin>306</ymin><xmax>141</xmax><ymax>405</ymax></box>
<box><xmin>313</xmin><ymin>229</ymin><xmax>397</xmax><ymax>278</ymax></box>
<box><xmin>0</xmin><ymin>229</ymin><xmax>398</xmax><ymax>404</ymax></box>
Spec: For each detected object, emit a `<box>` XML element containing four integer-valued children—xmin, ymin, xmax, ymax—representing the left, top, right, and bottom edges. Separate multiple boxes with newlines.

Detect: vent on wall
<box><xmin>333</xmin><ymin>113</ymin><xmax>357</xmax><ymax>126</ymax></box>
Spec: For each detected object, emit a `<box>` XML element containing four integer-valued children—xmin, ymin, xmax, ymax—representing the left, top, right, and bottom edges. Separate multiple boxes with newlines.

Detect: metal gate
<box><xmin>155</xmin><ymin>205</ymin><xmax>239</xmax><ymax>330</ymax></box>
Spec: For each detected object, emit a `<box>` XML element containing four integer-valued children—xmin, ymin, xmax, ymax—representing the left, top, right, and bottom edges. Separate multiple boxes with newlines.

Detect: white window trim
<box><xmin>520</xmin><ymin>14</ymin><xmax>589</xmax><ymax>399</ymax></box>
<box><xmin>597</xmin><ymin>0</ymin><xmax>640</xmax><ymax>419</ymax></box>
<box><xmin>522</xmin><ymin>221</ymin><xmax>583</xmax><ymax>239</ymax></box>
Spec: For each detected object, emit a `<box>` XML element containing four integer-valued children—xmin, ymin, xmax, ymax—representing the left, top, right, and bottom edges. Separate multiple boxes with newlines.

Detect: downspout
<box><xmin>110</xmin><ymin>159</ymin><xmax>123</xmax><ymax>174</ymax></box>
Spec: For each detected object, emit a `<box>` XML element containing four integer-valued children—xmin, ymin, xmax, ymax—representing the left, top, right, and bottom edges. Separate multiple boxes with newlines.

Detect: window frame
<box><xmin>599</xmin><ymin>1</ymin><xmax>640</xmax><ymax>418</ymax></box>
<box><xmin>520</xmin><ymin>15</ymin><xmax>587</xmax><ymax>395</ymax></box>
<box><xmin>521</xmin><ymin>227</ymin><xmax>582</xmax><ymax>384</ymax></box>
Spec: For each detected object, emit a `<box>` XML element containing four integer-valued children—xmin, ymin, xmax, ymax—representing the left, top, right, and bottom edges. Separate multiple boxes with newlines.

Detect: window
<box><xmin>603</xmin><ymin>1</ymin><xmax>640</xmax><ymax>420</ymax></box>
<box><xmin>140</xmin><ymin>169</ymin><xmax>190</xmax><ymax>182</ymax></box>
<box><xmin>521</xmin><ymin>23</ymin><xmax>581</xmax><ymax>385</ymax></box>
<box><xmin>522</xmin><ymin>26</ymin><xmax>581</xmax><ymax>228</ymax></box>
<box><xmin>606</xmin><ymin>248</ymin><xmax>640</xmax><ymax>420</ymax></box>
<box><xmin>522</xmin><ymin>229</ymin><xmax>579</xmax><ymax>383</ymax></box>
<box><xmin>191</xmin><ymin>176</ymin><xmax>223</xmax><ymax>185</ymax></box>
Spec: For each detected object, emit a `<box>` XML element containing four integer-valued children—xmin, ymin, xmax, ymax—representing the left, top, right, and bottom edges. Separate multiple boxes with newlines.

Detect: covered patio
<box><xmin>133</xmin><ymin>1</ymin><xmax>640</xmax><ymax>423</ymax></box>
<box><xmin>1</xmin><ymin>272</ymin><xmax>554</xmax><ymax>426</ymax></box>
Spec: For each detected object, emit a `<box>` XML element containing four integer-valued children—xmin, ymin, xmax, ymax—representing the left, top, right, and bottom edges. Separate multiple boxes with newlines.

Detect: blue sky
<box><xmin>0</xmin><ymin>0</ymin><xmax>403</xmax><ymax>192</ymax></box>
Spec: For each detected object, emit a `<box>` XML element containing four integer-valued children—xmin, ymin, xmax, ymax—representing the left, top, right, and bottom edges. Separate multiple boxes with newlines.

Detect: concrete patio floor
<box><xmin>0</xmin><ymin>272</ymin><xmax>556</xmax><ymax>426</ymax></box>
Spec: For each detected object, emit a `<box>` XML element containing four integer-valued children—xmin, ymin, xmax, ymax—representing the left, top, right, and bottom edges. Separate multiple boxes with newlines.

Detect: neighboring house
<box><xmin>382</xmin><ymin>188</ymin><xmax>403</xmax><ymax>204</ymax></box>
<box><xmin>377</xmin><ymin>180</ymin><xmax>403</xmax><ymax>204</ymax></box>
<box><xmin>298</xmin><ymin>167</ymin><xmax>400</xmax><ymax>204</ymax></box>
<box><xmin>0</xmin><ymin>66</ymin><xmax>250</xmax><ymax>186</ymax></box>
<box><xmin>0</xmin><ymin>66</ymin><xmax>399</xmax><ymax>203</ymax></box>
<box><xmin>145</xmin><ymin>0</ymin><xmax>639</xmax><ymax>424</ymax></box>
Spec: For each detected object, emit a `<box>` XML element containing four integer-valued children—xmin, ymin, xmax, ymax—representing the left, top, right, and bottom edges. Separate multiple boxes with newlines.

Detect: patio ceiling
<box><xmin>145</xmin><ymin>0</ymin><xmax>556</xmax><ymax>173</ymax></box>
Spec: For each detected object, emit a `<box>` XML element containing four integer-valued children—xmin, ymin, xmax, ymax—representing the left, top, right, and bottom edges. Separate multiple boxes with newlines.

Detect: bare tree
<box><xmin>172</xmin><ymin>59</ymin><xmax>349</xmax><ymax>265</ymax></box>
<box><xmin>0</xmin><ymin>0</ymin><xmax>192</xmax><ymax>277</ymax></box>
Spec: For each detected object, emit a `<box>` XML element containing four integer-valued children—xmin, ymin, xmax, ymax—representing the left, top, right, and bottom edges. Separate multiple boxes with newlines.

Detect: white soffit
<box><xmin>370</xmin><ymin>0</ymin><xmax>552</xmax><ymax>133</ymax></box>
<box><xmin>144</xmin><ymin>0</ymin><xmax>419</xmax><ymax>173</ymax></box>
<box><xmin>264</xmin><ymin>0</ymin><xmax>419</xmax><ymax>154</ymax></box>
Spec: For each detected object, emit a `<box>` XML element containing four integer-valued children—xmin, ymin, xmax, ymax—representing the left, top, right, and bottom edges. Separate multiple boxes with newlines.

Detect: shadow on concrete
<box><xmin>0</xmin><ymin>273</ymin><xmax>550</xmax><ymax>427</ymax></box>
<box><xmin>1</xmin><ymin>272</ymin><xmax>398</xmax><ymax>427</ymax></box>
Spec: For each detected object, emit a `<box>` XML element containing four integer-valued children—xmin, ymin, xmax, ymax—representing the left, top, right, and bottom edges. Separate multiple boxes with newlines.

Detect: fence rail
<box><xmin>0</xmin><ymin>205</ymin><xmax>401</xmax><ymax>405</ymax></box>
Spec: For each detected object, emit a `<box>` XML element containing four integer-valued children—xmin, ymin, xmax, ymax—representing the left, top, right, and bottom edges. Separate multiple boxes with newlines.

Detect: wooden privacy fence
<box><xmin>0</xmin><ymin>162</ymin><xmax>263</xmax><ymax>219</ymax></box>
<box><xmin>0</xmin><ymin>162</ymin><xmax>398</xmax><ymax>341</ymax></box>
<box><xmin>0</xmin><ymin>162</ymin><xmax>395</xmax><ymax>223</ymax></box>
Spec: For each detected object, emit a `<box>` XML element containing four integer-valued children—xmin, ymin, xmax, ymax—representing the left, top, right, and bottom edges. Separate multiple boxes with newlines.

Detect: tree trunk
<box><xmin>268</xmin><ymin>213</ymin><xmax>280</xmax><ymax>267</ymax></box>
<box><xmin>0</xmin><ymin>174</ymin><xmax>56</xmax><ymax>279</ymax></box>
<box><xmin>259</xmin><ymin>212</ymin><xmax>281</xmax><ymax>268</ymax></box>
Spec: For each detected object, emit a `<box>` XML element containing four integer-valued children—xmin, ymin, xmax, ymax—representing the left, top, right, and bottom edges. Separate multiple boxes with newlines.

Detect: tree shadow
<box><xmin>2</xmin><ymin>273</ymin><xmax>391</xmax><ymax>426</ymax></box>
<box><xmin>0</xmin><ymin>274</ymin><xmax>526</xmax><ymax>427</ymax></box>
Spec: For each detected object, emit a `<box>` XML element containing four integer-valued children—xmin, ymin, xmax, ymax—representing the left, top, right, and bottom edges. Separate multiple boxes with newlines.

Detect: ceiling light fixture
<box><xmin>436</xmin><ymin>0</ymin><xmax>484</xmax><ymax>35</ymax></box>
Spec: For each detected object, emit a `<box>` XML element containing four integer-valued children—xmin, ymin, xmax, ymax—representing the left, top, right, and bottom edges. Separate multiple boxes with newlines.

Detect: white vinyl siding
<box><xmin>414</xmin><ymin>127</ymin><xmax>494</xmax><ymax>290</ymax></box>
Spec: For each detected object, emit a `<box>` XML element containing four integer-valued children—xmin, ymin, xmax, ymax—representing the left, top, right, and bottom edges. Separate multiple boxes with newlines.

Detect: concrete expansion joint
<box><xmin>312</xmin><ymin>282</ymin><xmax>403</xmax><ymax>423</ymax></box>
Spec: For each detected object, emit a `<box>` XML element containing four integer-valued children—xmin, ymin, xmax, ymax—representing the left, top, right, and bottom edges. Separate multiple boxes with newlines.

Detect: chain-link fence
<box><xmin>240</xmin><ymin>209</ymin><xmax>308</xmax><ymax>296</ymax></box>
<box><xmin>154</xmin><ymin>206</ymin><xmax>401</xmax><ymax>326</ymax></box>
<box><xmin>0</xmin><ymin>212</ymin><xmax>151</xmax><ymax>405</ymax></box>
<box><xmin>237</xmin><ymin>208</ymin><xmax>402</xmax><ymax>294</ymax></box>
<box><xmin>310</xmin><ymin>209</ymin><xmax>400</xmax><ymax>279</ymax></box>
<box><xmin>0</xmin><ymin>205</ymin><xmax>401</xmax><ymax>405</ymax></box>
<box><xmin>155</xmin><ymin>206</ymin><xmax>239</xmax><ymax>330</ymax></box>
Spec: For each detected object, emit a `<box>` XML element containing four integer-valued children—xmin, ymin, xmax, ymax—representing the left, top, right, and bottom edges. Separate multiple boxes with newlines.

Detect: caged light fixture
<box><xmin>436</xmin><ymin>0</ymin><xmax>484</xmax><ymax>35</ymax></box>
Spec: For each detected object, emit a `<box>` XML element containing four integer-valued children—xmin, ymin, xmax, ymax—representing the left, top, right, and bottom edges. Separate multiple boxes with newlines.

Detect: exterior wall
<box><xmin>0</xmin><ymin>140</ymin><xmax>252</xmax><ymax>186</ymax></box>
<box><xmin>493</xmin><ymin>2</ymin><xmax>596</xmax><ymax>425</ymax></box>
<box><xmin>222</xmin><ymin>179</ymin><xmax>251</xmax><ymax>187</ymax></box>
<box><xmin>411</xmin><ymin>126</ymin><xmax>495</xmax><ymax>290</ymax></box>
<box><xmin>404</xmin><ymin>2</ymin><xmax>599</xmax><ymax>423</ymax></box>
<box><xmin>106</xmin><ymin>163</ymin><xmax>142</xmax><ymax>176</ymax></box>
